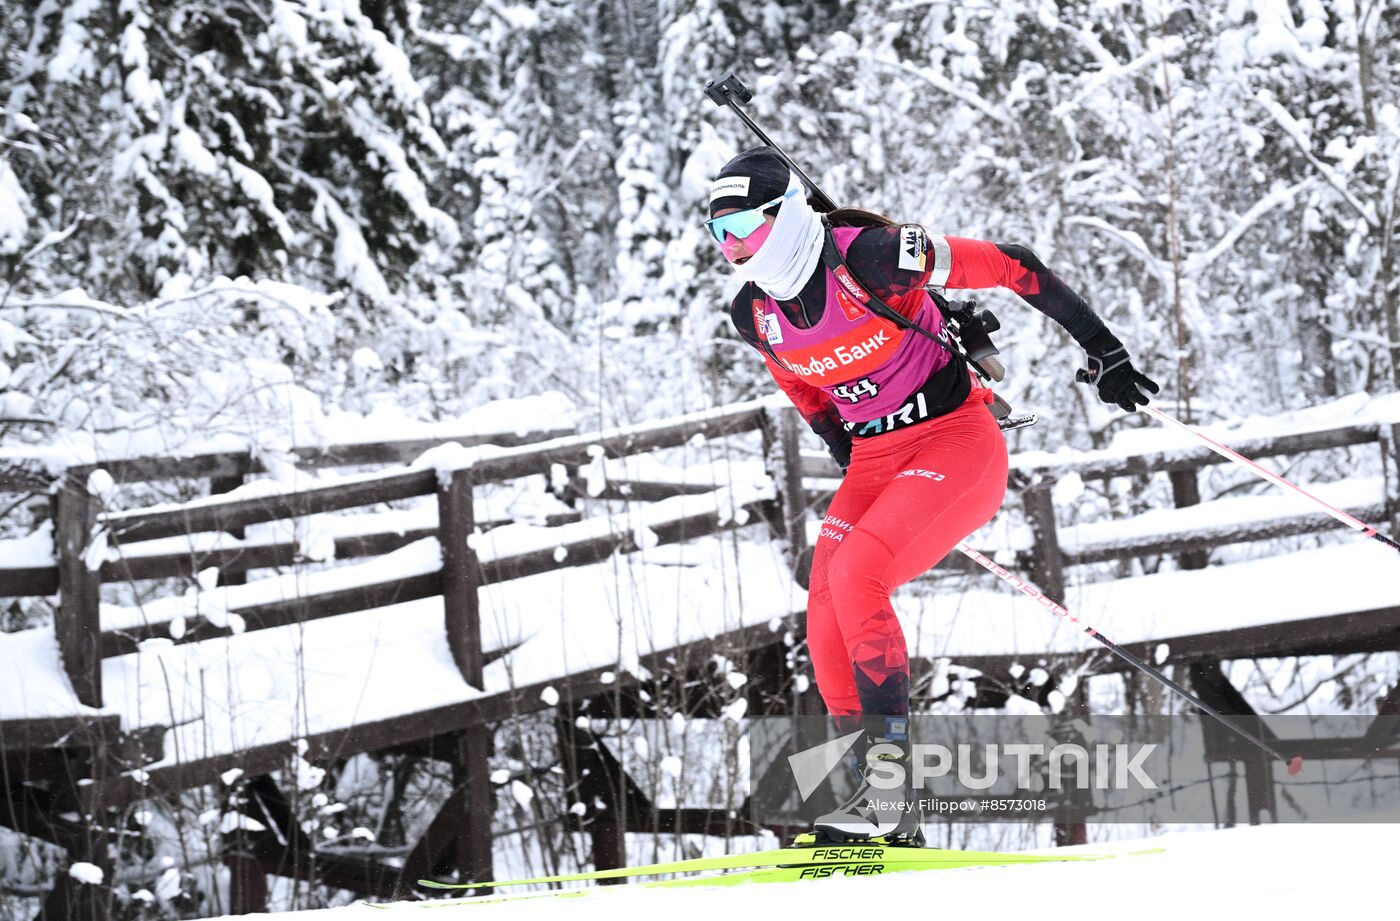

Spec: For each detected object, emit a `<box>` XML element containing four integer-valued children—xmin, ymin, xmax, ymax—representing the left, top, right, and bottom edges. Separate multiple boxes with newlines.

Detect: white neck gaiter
<box><xmin>731</xmin><ymin>172</ymin><xmax>824</xmax><ymax>301</ymax></box>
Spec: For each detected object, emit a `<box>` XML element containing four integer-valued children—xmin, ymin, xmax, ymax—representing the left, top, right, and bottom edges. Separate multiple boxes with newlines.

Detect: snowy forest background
<box><xmin>4</xmin><ymin>0</ymin><xmax>1398</xmax><ymax>475</ymax></box>
<box><xmin>2</xmin><ymin>0</ymin><xmax>1400</xmax><ymax>917</ymax></box>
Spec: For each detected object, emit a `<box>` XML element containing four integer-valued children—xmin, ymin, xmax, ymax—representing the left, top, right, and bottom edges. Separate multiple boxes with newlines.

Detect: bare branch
<box><xmin>1051</xmin><ymin>36</ymin><xmax>1186</xmax><ymax>120</ymax></box>
<box><xmin>1184</xmin><ymin>177</ymin><xmax>1319</xmax><ymax>275</ymax></box>
<box><xmin>1064</xmin><ymin>215</ymin><xmax>1171</xmax><ymax>285</ymax></box>
<box><xmin>0</xmin><ymin>295</ymin><xmax>127</xmax><ymax>317</ymax></box>
<box><xmin>1250</xmin><ymin>88</ymin><xmax>1379</xmax><ymax>228</ymax></box>
<box><xmin>875</xmin><ymin>58</ymin><xmax>1013</xmax><ymax>128</ymax></box>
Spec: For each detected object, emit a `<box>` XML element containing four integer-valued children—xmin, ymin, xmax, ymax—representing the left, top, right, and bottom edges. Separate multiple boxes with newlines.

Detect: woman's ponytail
<box><xmin>821</xmin><ymin>205</ymin><xmax>898</xmax><ymax>229</ymax></box>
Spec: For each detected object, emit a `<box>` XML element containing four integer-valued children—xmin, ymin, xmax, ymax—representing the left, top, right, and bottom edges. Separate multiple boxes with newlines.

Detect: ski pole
<box><xmin>1139</xmin><ymin>404</ymin><xmax>1400</xmax><ymax>554</ymax></box>
<box><xmin>955</xmin><ymin>541</ymin><xmax>1305</xmax><ymax>775</ymax></box>
<box><xmin>1073</xmin><ymin>369</ymin><xmax>1400</xmax><ymax>553</ymax></box>
<box><xmin>703</xmin><ymin>72</ymin><xmax>840</xmax><ymax>212</ymax></box>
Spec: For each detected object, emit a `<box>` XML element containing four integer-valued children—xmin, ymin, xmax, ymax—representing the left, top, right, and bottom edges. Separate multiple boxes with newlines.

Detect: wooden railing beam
<box><xmin>1017</xmin><ymin>423</ymin><xmax>1379</xmax><ymax>481</ymax></box>
<box><xmin>94</xmin><ymin>403</ymin><xmax>771</xmax><ymax>546</ymax></box>
<box><xmin>1063</xmin><ymin>504</ymin><xmax>1390</xmax><ymax>565</ymax></box>
<box><xmin>103</xmin><ymin>468</ymin><xmax>440</xmax><ymax>544</ymax></box>
<box><xmin>96</xmin><ymin>497</ymin><xmax>774</xmax><ymax>656</ymax></box>
<box><xmin>6</xmin><ymin>428</ymin><xmax>579</xmax><ymax>490</ymax></box>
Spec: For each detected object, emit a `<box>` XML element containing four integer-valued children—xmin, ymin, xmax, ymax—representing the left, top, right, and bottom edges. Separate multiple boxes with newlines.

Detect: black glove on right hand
<box><xmin>1082</xmin><ymin>331</ymin><xmax>1160</xmax><ymax>412</ymax></box>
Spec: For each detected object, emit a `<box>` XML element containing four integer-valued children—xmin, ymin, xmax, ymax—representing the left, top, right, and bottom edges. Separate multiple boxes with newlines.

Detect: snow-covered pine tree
<box><xmin>4</xmin><ymin>0</ymin><xmax>456</xmax><ymax>303</ymax></box>
<box><xmin>1216</xmin><ymin>0</ymin><xmax>1400</xmax><ymax>396</ymax></box>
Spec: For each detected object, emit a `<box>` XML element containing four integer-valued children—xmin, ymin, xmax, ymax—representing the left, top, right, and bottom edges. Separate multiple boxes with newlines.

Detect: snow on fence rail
<box><xmin>95</xmin><ymin>486</ymin><xmax>774</xmax><ymax>658</ymax></box>
<box><xmin>0</xmin><ymin>424</ymin><xmax>581</xmax><ymax>493</ymax></box>
<box><xmin>1</xmin><ymin>397</ymin><xmax>783</xmax><ymax>709</ymax></box>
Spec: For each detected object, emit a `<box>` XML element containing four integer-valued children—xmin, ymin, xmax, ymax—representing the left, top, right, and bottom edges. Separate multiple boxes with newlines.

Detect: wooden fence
<box><xmin>1</xmin><ymin>399</ymin><xmax>794</xmax><ymax>901</ymax></box>
<box><xmin>1</xmin><ymin>400</ymin><xmax>786</xmax><ymax>704</ymax></box>
<box><xmin>6</xmin><ymin>404</ymin><xmax>1399</xmax><ymax>741</ymax></box>
<box><xmin>3</xmin><ymin>399</ymin><xmax>1399</xmax><ymax>904</ymax></box>
<box><xmin>801</xmin><ymin>414</ymin><xmax>1400</xmax><ymax>608</ymax></box>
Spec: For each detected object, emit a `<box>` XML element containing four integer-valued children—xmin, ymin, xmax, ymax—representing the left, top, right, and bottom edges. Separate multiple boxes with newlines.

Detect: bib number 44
<box><xmin>832</xmin><ymin>378</ymin><xmax>879</xmax><ymax>404</ymax></box>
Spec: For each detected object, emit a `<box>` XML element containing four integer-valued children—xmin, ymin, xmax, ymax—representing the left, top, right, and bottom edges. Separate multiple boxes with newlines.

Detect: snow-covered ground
<box><xmin>194</xmin><ymin>823</ymin><xmax>1400</xmax><ymax>919</ymax></box>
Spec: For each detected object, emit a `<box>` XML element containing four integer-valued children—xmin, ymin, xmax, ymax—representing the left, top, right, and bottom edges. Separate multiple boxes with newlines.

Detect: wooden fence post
<box><xmin>56</xmin><ymin>470</ymin><xmax>102</xmax><ymax>708</ymax></box>
<box><xmin>210</xmin><ymin>473</ymin><xmax>247</xmax><ymax>586</ymax></box>
<box><xmin>223</xmin><ymin>843</ymin><xmax>268</xmax><ymax>915</ymax></box>
<box><xmin>1189</xmin><ymin>661</ymin><xmax>1277</xmax><ymax>825</ymax></box>
<box><xmin>438</xmin><ymin>468</ymin><xmax>483</xmax><ymax>688</ymax></box>
<box><xmin>778</xmin><ymin>408</ymin><xmax>810</xmax><ymax>581</ymax></box>
<box><xmin>1381</xmin><ymin>423</ymin><xmax>1400</xmax><ymax>536</ymax></box>
<box><xmin>1022</xmin><ymin>478</ymin><xmax>1066</xmax><ymax>603</ymax></box>
<box><xmin>454</xmin><ymin>726</ymin><xmax>494</xmax><ymax>887</ymax></box>
<box><xmin>556</xmin><ymin>704</ymin><xmax>624</xmax><ymax>881</ymax></box>
<box><xmin>1052</xmin><ymin>680</ymin><xmax>1092</xmax><ymax>846</ymax></box>
<box><xmin>1168</xmin><ymin>468</ymin><xmax>1210</xmax><ymax>570</ymax></box>
<box><xmin>436</xmin><ymin>466</ymin><xmax>493</xmax><ymax>885</ymax></box>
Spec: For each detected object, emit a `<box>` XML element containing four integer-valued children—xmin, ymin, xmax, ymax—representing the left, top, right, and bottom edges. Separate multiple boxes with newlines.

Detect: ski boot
<box><xmin>808</xmin><ymin>717</ymin><xmax>925</xmax><ymax>848</ymax></box>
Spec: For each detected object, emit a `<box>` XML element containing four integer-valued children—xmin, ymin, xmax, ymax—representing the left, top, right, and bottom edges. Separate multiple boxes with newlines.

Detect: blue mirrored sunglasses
<box><xmin>705</xmin><ymin>189</ymin><xmax>796</xmax><ymax>243</ymax></box>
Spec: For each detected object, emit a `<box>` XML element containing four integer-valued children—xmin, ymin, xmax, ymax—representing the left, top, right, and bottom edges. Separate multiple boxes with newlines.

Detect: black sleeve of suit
<box><xmin>994</xmin><ymin>242</ymin><xmax>1112</xmax><ymax>348</ymax></box>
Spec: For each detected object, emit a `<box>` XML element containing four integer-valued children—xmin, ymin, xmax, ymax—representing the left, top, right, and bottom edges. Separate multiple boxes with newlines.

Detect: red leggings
<box><xmin>806</xmin><ymin>388</ymin><xmax>1009</xmax><ymax>723</ymax></box>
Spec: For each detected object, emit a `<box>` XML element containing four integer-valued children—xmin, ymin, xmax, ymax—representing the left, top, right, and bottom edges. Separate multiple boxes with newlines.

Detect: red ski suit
<box><xmin>730</xmin><ymin>225</ymin><xmax>1109</xmax><ymax>722</ymax></box>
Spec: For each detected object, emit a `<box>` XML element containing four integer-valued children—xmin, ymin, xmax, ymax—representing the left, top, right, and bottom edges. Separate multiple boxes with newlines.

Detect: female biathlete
<box><xmin>706</xmin><ymin>147</ymin><xmax>1159</xmax><ymax>843</ymax></box>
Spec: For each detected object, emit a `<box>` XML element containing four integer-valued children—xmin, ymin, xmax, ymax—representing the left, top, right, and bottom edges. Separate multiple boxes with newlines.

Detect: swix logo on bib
<box><xmin>752</xmin><ymin>298</ymin><xmax>771</xmax><ymax>343</ymax></box>
<box><xmin>831</xmin><ymin>264</ymin><xmax>869</xmax><ymax>321</ymax></box>
<box><xmin>832</xmin><ymin>264</ymin><xmax>869</xmax><ymax>304</ymax></box>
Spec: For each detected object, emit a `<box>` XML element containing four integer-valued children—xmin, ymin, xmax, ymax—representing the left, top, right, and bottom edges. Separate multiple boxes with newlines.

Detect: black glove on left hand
<box><xmin>806</xmin><ymin>407</ymin><xmax>852</xmax><ymax>472</ymax></box>
<box><xmin>1082</xmin><ymin>331</ymin><xmax>1160</xmax><ymax>412</ymax></box>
